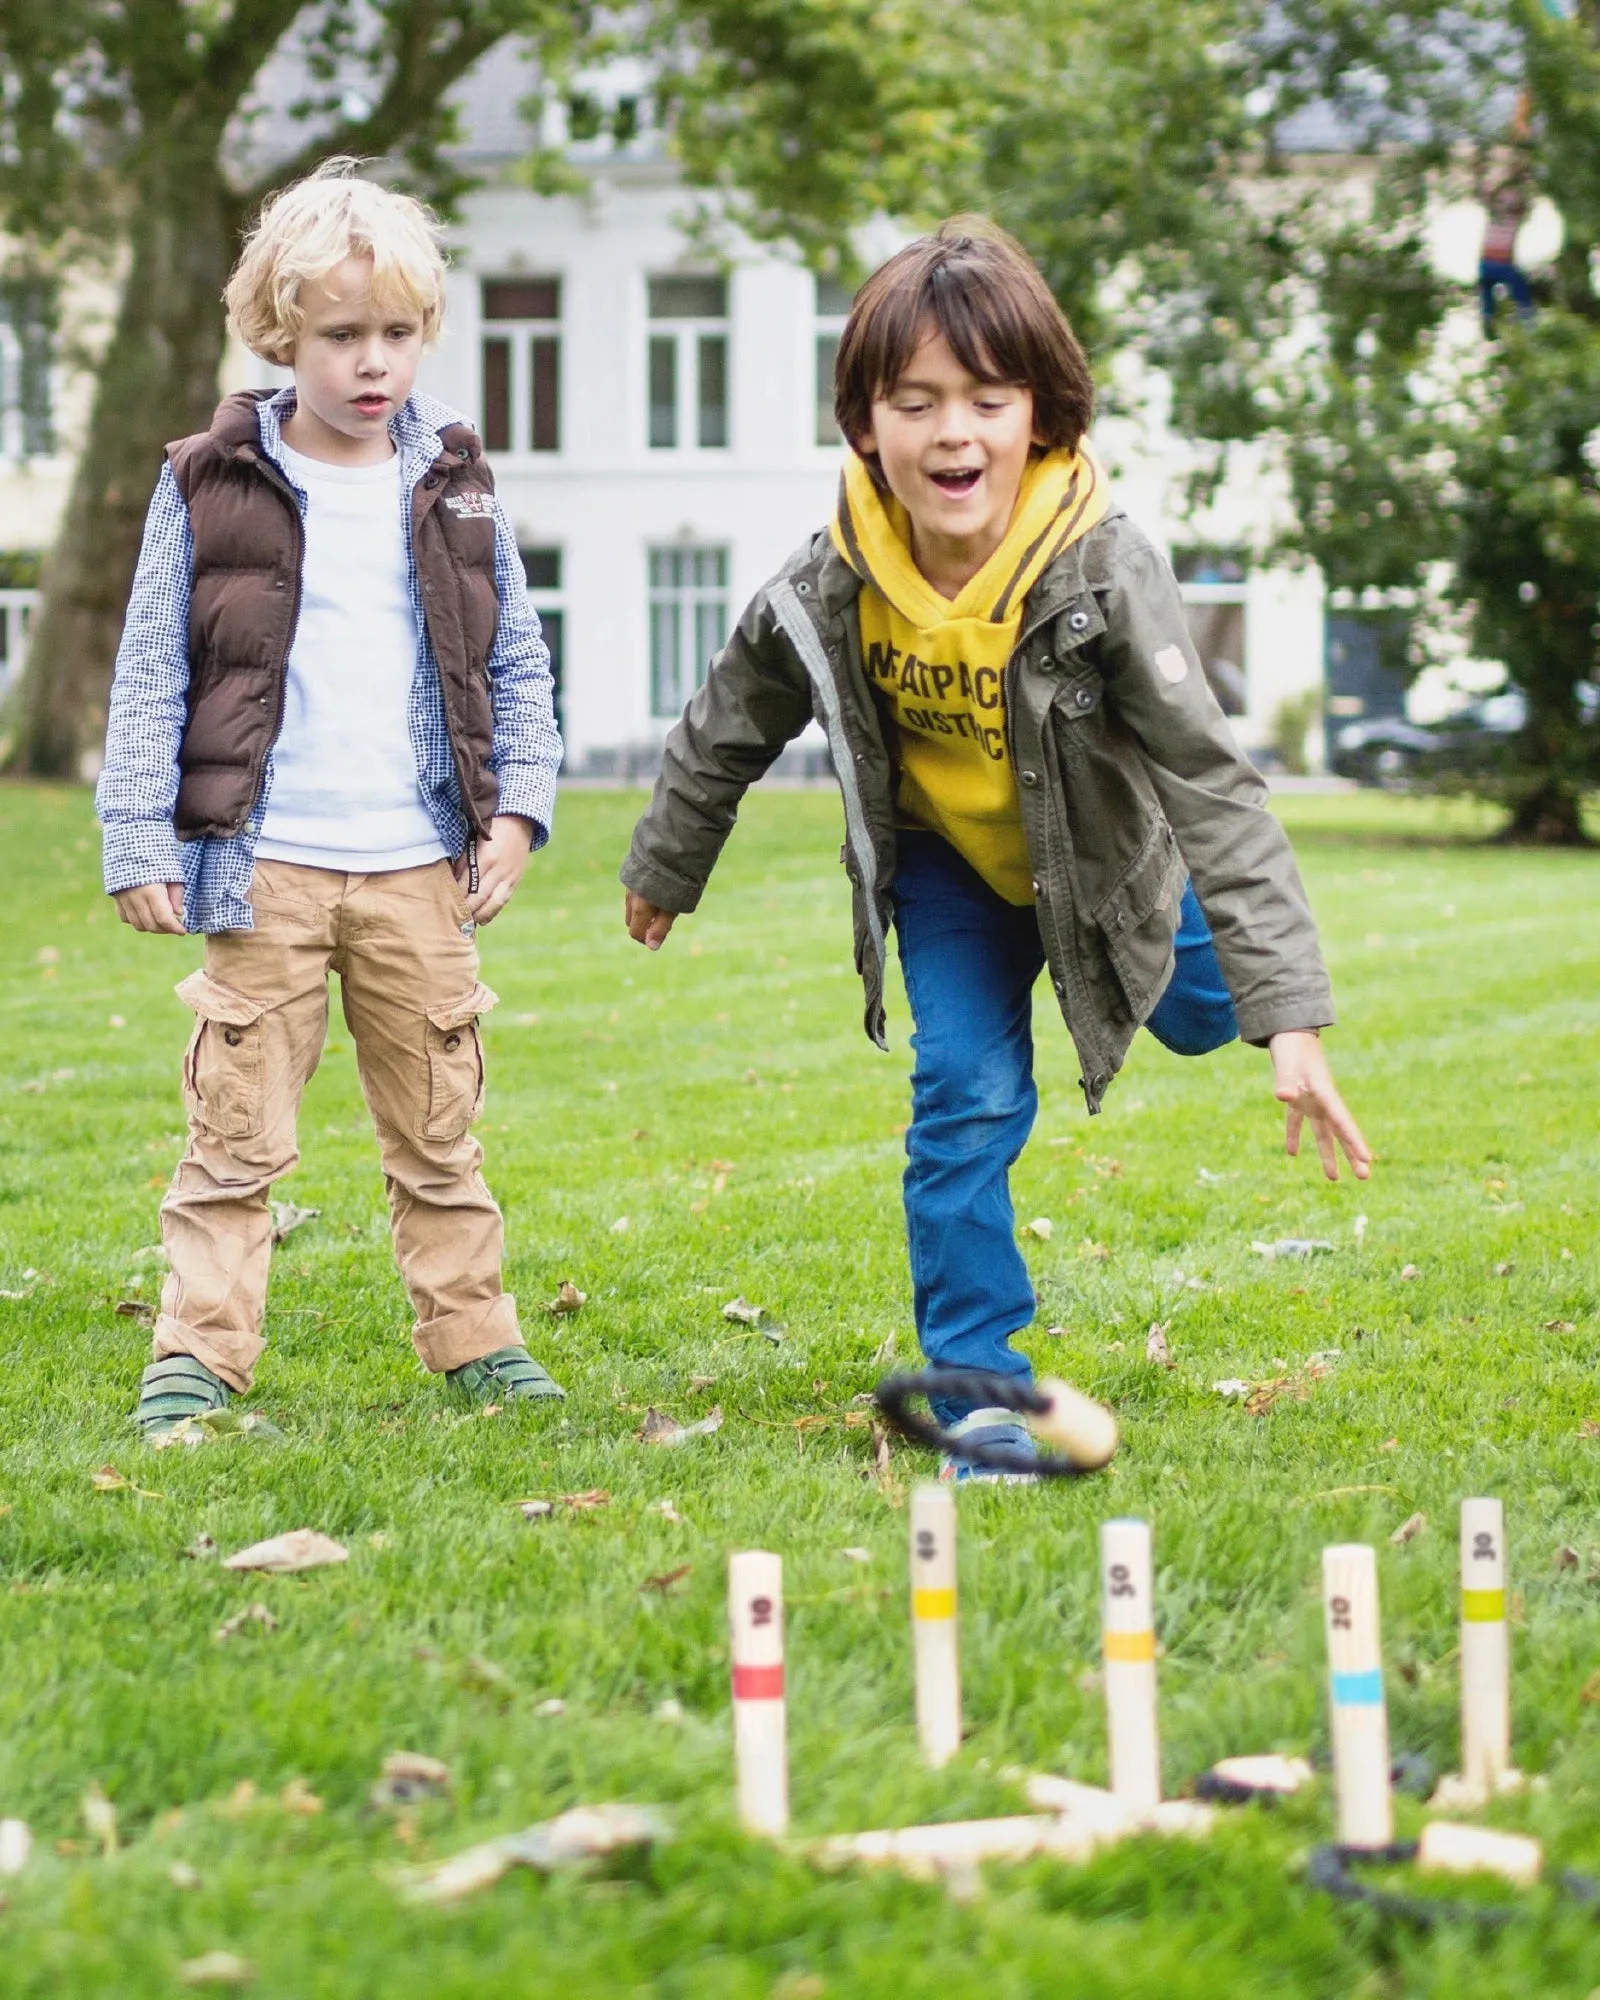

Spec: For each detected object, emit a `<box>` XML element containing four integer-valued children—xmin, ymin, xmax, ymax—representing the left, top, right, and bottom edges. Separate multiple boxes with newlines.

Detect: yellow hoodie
<box><xmin>831</xmin><ymin>445</ymin><xmax>1109</xmax><ymax>905</ymax></box>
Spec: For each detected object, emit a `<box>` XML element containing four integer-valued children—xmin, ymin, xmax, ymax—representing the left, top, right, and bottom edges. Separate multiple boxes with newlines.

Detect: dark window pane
<box><xmin>530</xmin><ymin>336</ymin><xmax>560</xmax><ymax>451</ymax></box>
<box><xmin>0</xmin><ymin>276</ymin><xmax>55</xmax><ymax>458</ymax></box>
<box><xmin>482</xmin><ymin>278</ymin><xmax>560</xmax><ymax>322</ymax></box>
<box><xmin>650</xmin><ymin>599</ymin><xmax>681</xmax><ymax>715</ymax></box>
<box><xmin>694</xmin><ymin>598</ymin><xmax>727</xmax><ymax>682</ymax></box>
<box><xmin>649</xmin><ymin>336</ymin><xmax>677</xmax><ymax>448</ymax></box>
<box><xmin>648</xmin><ymin>275</ymin><xmax>727</xmax><ymax>320</ymax></box>
<box><xmin>520</xmin><ymin>546</ymin><xmax>561</xmax><ymax>590</ymax></box>
<box><xmin>567</xmin><ymin>93</ymin><xmax>603</xmax><ymax>141</ymax></box>
<box><xmin>1172</xmin><ymin>546</ymin><xmax>1248</xmax><ymax>585</ymax></box>
<box><xmin>697</xmin><ymin>334</ymin><xmax>727</xmax><ymax>448</ymax></box>
<box><xmin>815</xmin><ymin>333</ymin><xmax>842</xmax><ymax>445</ymax></box>
<box><xmin>536</xmin><ymin>608</ymin><xmax>563</xmax><ymax>730</ymax></box>
<box><xmin>481</xmin><ymin>336</ymin><xmax>511</xmax><ymax>452</ymax></box>
<box><xmin>815</xmin><ymin>277</ymin><xmax>855</xmax><ymax>316</ymax></box>
<box><xmin>613</xmin><ymin>96</ymin><xmax>639</xmax><ymax>142</ymax></box>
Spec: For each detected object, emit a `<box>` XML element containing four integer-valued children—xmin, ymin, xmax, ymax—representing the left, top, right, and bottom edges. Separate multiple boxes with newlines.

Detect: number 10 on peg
<box><xmin>729</xmin><ymin>1550</ymin><xmax>788</xmax><ymax>1835</ymax></box>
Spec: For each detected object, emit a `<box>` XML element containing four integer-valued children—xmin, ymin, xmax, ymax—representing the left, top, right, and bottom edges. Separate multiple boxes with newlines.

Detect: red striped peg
<box><xmin>729</xmin><ymin>1550</ymin><xmax>788</xmax><ymax>1835</ymax></box>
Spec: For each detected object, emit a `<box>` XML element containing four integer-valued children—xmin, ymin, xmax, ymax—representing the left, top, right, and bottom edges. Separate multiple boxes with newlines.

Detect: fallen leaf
<box><xmin>721</xmin><ymin>1296</ymin><xmax>764</xmax><ymax>1325</ymax></box>
<box><xmin>1493</xmin><ymin>1262</ymin><xmax>1514</xmax><ymax>1277</ymax></box>
<box><xmin>458</xmin><ymin>1654</ymin><xmax>517</xmax><ymax>1704</ymax></box>
<box><xmin>1078</xmin><ymin>1239</ymin><xmax>1111</xmax><ymax>1262</ymax></box>
<box><xmin>1212</xmin><ymin>1379</ymin><xmax>1250</xmax><ymax>1400</ymax></box>
<box><xmin>222</xmin><ymin>1529</ymin><xmax>348</xmax><ymax>1574</ymax></box>
<box><xmin>534</xmin><ymin>1698</ymin><xmax>566</xmax><ymax>1718</ymax></box>
<box><xmin>1399</xmin><ymin>1264</ymin><xmax>1420</xmax><ymax>1281</ymax></box>
<box><xmin>519</xmin><ymin>1500</ymin><xmax>554</xmax><ymax>1520</ymax></box>
<box><xmin>181</xmin><ymin>1534</ymin><xmax>219</xmax><ymax>1561</ymax></box>
<box><xmin>179</xmin><ymin>1951</ymin><xmax>255</xmax><ymax>1987</ymax></box>
<box><xmin>651</xmin><ymin>1500</ymin><xmax>685</xmax><ymax>1524</ymax></box>
<box><xmin>1389</xmin><ymin>1511</ymin><xmax>1427</xmax><ymax>1545</ymax></box>
<box><xmin>641</xmin><ymin>1564</ymin><xmax>692</xmax><ymax>1594</ymax></box>
<box><xmin>1583</xmin><ymin>1671</ymin><xmax>1600</xmax><ymax>1707</ymax></box>
<box><xmin>278</xmin><ymin>1778</ymin><xmax>322</xmax><ymax>1816</ymax></box>
<box><xmin>401</xmin><ymin>1805</ymin><xmax>671</xmax><ymax>1904</ymax></box>
<box><xmin>1044</xmin><ymin>1324</ymin><xmax>1067</xmax><ymax>1339</ymax></box>
<box><xmin>1251</xmin><ymin>1239</ymin><xmax>1335</xmax><ymax>1260</ymax></box>
<box><xmin>1546</xmin><ymin>1320</ymin><xmax>1577</xmax><ymax>1333</ymax></box>
<box><xmin>1380</xmin><ymin>1437</ymin><xmax>1400</xmax><ymax>1451</ymax></box>
<box><xmin>147</xmin><ymin>1410</ymin><xmax>285</xmax><ymax>1451</ymax></box>
<box><xmin>1145</xmin><ymin>1322</ymin><xmax>1174</xmax><ymax>1369</ymax></box>
<box><xmin>1020</xmin><ymin>1217</ymin><xmax>1054</xmax><ymax>1242</ymax></box>
<box><xmin>169</xmin><ymin>1861</ymin><xmax>201</xmax><ymax>1890</ymax></box>
<box><xmin>81</xmin><ymin>1783</ymin><xmax>118</xmax><ymax>1856</ymax></box>
<box><xmin>218</xmin><ymin>1782</ymin><xmax>258</xmax><ymax>1818</ymax></box>
<box><xmin>610</xmin><ymin>1216</ymin><xmax>631</xmax><ymax>1234</ymax></box>
<box><xmin>1580</xmin><ymin>1420</ymin><xmax>1600</xmax><ymax>1440</ymax></box>
<box><xmin>113</xmin><ymin>1299</ymin><xmax>156</xmax><ymax>1323</ymax></box>
<box><xmin>870</xmin><ymin>1422</ymin><xmax>893</xmax><ymax>1480</ymax></box>
<box><xmin>91</xmin><ymin>1465</ymin><xmax>162</xmax><ymax>1499</ymax></box>
<box><xmin>840</xmin><ymin>1547</ymin><xmax>871</xmax><ymax>1563</ymax></box>
<box><xmin>0</xmin><ymin>1821</ymin><xmax>29</xmax><ymax>1877</ymax></box>
<box><xmin>689</xmin><ymin>1374</ymin><xmax>716</xmax><ymax>1392</ymax></box>
<box><xmin>543</xmin><ymin>1281</ymin><xmax>586</xmax><ymax>1317</ymax></box>
<box><xmin>638</xmin><ymin>1406</ymin><xmax>723</xmax><ymax>1447</ymax></box>
<box><xmin>1556</xmin><ymin>1546</ymin><xmax>1581</xmax><ymax>1570</ymax></box>
<box><xmin>871</xmin><ymin>1331</ymin><xmax>898</xmax><ymax>1366</ymax></box>
<box><xmin>655</xmin><ymin>1698</ymin><xmax>684</xmax><ymax>1723</ymax></box>
<box><xmin>1244</xmin><ymin>1377</ymin><xmax>1292</xmax><ymax>1417</ymax></box>
<box><xmin>214</xmin><ymin>1603</ymin><xmax>278</xmax><ymax>1644</ymax></box>
<box><xmin>371</xmin><ymin>1752</ymin><xmax>451</xmax><ymax>1809</ymax></box>
<box><xmin>268</xmin><ymin>1201</ymin><xmax>320</xmax><ymax>1245</ymax></box>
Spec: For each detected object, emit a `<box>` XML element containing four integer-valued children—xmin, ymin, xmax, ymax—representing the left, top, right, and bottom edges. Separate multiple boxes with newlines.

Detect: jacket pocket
<box><xmin>420</xmin><ymin>980</ymin><xmax>498</xmax><ymax>1142</ymax></box>
<box><xmin>1090</xmin><ymin>822</ymin><xmax>1183</xmax><ymax>1021</ymax></box>
<box><xmin>176</xmin><ymin>969</ymin><xmax>269</xmax><ymax>1140</ymax></box>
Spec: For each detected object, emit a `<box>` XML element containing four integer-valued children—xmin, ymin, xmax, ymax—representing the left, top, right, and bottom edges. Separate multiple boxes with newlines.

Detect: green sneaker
<box><xmin>446</xmin><ymin>1345</ymin><xmax>565</xmax><ymax>1404</ymax></box>
<box><xmin>136</xmin><ymin>1355</ymin><xmax>231</xmax><ymax>1438</ymax></box>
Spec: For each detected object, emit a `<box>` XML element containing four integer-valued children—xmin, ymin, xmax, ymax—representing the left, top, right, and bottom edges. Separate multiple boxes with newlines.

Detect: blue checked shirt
<box><xmin>96</xmin><ymin>387</ymin><xmax>562</xmax><ymax>932</ymax></box>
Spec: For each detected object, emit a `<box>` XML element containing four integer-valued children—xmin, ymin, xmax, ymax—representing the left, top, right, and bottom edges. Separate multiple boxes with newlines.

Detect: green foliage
<box><xmin>5</xmin><ymin>783</ymin><xmax>1600</xmax><ymax>1992</ymax></box>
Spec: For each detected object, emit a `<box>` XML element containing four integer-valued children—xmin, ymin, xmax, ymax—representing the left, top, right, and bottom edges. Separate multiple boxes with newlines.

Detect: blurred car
<box><xmin>1330</xmin><ymin>690</ymin><xmax>1529</xmax><ymax>786</ymax></box>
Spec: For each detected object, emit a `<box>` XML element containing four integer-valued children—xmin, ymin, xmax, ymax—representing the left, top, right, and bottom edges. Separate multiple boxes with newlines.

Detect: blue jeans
<box><xmin>1479</xmin><ymin>259</ymin><xmax>1533</xmax><ymax>334</ymax></box>
<box><xmin>891</xmin><ymin>832</ymin><xmax>1237</xmax><ymax>1424</ymax></box>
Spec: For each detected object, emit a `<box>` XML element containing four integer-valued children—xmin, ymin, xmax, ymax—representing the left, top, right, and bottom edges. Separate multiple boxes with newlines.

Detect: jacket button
<box><xmin>222</xmin><ymin>1028</ymin><xmax>243</xmax><ymax>1047</ymax></box>
<box><xmin>258</xmin><ymin>697</ymin><xmax>268</xmax><ymax>707</ymax></box>
<box><xmin>1031</xmin><ymin>877</ymin><xmax>1042</xmax><ymax>896</ymax></box>
<box><xmin>424</xmin><ymin>583</ymin><xmax>435</xmax><ymax>593</ymax></box>
<box><xmin>273</xmin><ymin>579</ymin><xmax>286</xmax><ymax>590</ymax></box>
<box><xmin>443</xmin><ymin>1032</ymin><xmax>462</xmax><ymax>1052</ymax></box>
<box><xmin>1069</xmin><ymin>610</ymin><xmax>1090</xmax><ymax>631</ymax></box>
<box><xmin>1038</xmin><ymin>653</ymin><xmax>1053</xmax><ymax>668</ymax></box>
<box><xmin>1020</xmin><ymin>770</ymin><xmax>1039</xmax><ymax>788</ymax></box>
<box><xmin>1054</xmin><ymin>978</ymin><xmax>1066</xmax><ymax>996</ymax></box>
<box><xmin>1075</xmin><ymin>689</ymin><xmax>1093</xmax><ymax>709</ymax></box>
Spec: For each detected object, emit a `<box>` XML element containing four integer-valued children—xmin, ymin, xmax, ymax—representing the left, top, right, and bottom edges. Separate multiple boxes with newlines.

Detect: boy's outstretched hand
<box><xmin>456</xmin><ymin>814</ymin><xmax>533</xmax><ymax>925</ymax></box>
<box><xmin>1268</xmin><ymin>1030</ymin><xmax>1372</xmax><ymax>1182</ymax></box>
<box><xmin>624</xmin><ymin>891</ymin><xmax>676</xmax><ymax>950</ymax></box>
<box><xmin>114</xmin><ymin>882</ymin><xmax>186</xmax><ymax>935</ymax></box>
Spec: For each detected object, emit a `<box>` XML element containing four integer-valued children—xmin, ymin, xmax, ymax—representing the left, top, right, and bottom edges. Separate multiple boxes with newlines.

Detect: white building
<box><xmin>2</xmin><ymin>61</ymin><xmax>1357</xmax><ymax>772</ymax></box>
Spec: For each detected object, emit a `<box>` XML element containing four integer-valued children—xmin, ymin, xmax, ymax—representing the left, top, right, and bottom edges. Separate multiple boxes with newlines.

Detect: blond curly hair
<box><xmin>224</xmin><ymin>159</ymin><xmax>447</xmax><ymax>366</ymax></box>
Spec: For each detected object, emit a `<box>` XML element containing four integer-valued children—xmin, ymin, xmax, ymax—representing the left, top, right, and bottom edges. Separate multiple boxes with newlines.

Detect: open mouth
<box><xmin>928</xmin><ymin>467</ymin><xmax>981</xmax><ymax>496</ymax></box>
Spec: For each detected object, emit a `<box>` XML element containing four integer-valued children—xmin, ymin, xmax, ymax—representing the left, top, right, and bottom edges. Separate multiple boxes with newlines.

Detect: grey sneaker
<box><xmin>938</xmin><ymin>1407</ymin><xmax>1039</xmax><ymax>1485</ymax></box>
<box><xmin>446</xmin><ymin>1345</ymin><xmax>565</xmax><ymax>1404</ymax></box>
<box><xmin>136</xmin><ymin>1355</ymin><xmax>231</xmax><ymax>1438</ymax></box>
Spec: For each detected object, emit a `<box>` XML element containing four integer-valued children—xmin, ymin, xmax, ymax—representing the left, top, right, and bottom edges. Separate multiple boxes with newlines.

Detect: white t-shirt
<box><xmin>255</xmin><ymin>441</ymin><xmax>447</xmax><ymax>873</ymax></box>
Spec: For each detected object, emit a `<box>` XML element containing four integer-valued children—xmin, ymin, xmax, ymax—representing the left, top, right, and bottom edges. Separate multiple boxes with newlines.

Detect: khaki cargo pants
<box><xmin>153</xmin><ymin>859</ymin><xmax>526</xmax><ymax>1392</ymax></box>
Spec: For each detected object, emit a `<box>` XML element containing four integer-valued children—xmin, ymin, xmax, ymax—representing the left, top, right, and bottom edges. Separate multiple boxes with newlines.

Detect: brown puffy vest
<box><xmin>165</xmin><ymin>390</ymin><xmax>502</xmax><ymax>843</ymax></box>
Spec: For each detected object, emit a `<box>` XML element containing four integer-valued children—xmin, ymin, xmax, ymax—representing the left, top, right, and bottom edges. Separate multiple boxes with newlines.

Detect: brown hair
<box><xmin>833</xmin><ymin>217</ymin><xmax>1095</xmax><ymax>468</ymax></box>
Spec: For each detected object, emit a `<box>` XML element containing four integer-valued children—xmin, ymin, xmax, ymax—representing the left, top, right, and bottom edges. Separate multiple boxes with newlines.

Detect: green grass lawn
<box><xmin>3</xmin><ymin>780</ymin><xmax>1600</xmax><ymax>1998</ymax></box>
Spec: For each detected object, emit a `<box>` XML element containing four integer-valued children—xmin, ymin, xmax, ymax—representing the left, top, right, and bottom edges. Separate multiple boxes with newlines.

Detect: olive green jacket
<box><xmin>621</xmin><ymin>507</ymin><xmax>1333</xmax><ymax>1112</ymax></box>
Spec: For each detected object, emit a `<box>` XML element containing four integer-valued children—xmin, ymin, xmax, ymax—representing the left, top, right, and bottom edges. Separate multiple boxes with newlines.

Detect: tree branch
<box><xmin>242</xmin><ymin>1</ymin><xmax>509</xmax><ymax>200</ymax></box>
<box><xmin>199</xmin><ymin>0</ymin><xmax>316</xmax><ymax>119</ymax></box>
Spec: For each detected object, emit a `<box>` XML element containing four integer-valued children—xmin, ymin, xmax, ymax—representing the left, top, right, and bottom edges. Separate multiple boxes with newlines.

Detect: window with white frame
<box><xmin>813</xmin><ymin>277</ymin><xmax>854</xmax><ymax>447</ymax></box>
<box><xmin>647</xmin><ymin>276</ymin><xmax>729</xmax><ymax>450</ymax></box>
<box><xmin>481</xmin><ymin>278</ymin><xmax>561</xmax><ymax>454</ymax></box>
<box><xmin>0</xmin><ymin>277</ymin><xmax>55</xmax><ymax>461</ymax></box>
<box><xmin>649</xmin><ymin>547</ymin><xmax>728</xmax><ymax>717</ymax></box>
<box><xmin>519</xmin><ymin>545</ymin><xmax>565</xmax><ymax>731</ymax></box>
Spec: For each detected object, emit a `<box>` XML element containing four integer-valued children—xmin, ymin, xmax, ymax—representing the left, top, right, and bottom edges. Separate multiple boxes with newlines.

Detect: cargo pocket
<box><xmin>1091</xmin><ymin>823</ymin><xmax>1183</xmax><ymax>1022</ymax></box>
<box><xmin>421</xmin><ymin>980</ymin><xmax>498</xmax><ymax>1141</ymax></box>
<box><xmin>175</xmin><ymin>969</ymin><xmax>269</xmax><ymax>1140</ymax></box>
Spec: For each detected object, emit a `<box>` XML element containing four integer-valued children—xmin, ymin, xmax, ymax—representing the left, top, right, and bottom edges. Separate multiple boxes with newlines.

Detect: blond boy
<box><xmin>97</xmin><ymin>161</ymin><xmax>564</xmax><ymax>1434</ymax></box>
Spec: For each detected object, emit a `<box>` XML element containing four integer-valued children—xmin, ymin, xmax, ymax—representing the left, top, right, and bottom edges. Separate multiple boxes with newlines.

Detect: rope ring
<box><xmin>873</xmin><ymin>1368</ymin><xmax>1094</xmax><ymax>1479</ymax></box>
<box><xmin>1307</xmin><ymin>1841</ymin><xmax>1600</xmax><ymax>1929</ymax></box>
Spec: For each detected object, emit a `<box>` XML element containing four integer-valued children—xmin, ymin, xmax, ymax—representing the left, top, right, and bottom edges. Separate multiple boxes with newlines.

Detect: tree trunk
<box><xmin>8</xmin><ymin>149</ymin><xmax>240</xmax><ymax>778</ymax></box>
<box><xmin>1498</xmin><ymin>779</ymin><xmax>1591</xmax><ymax>845</ymax></box>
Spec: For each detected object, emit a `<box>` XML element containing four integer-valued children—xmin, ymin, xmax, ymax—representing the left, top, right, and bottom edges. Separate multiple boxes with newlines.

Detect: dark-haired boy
<box><xmin>621</xmin><ymin>219</ymin><xmax>1370</xmax><ymax>1480</ymax></box>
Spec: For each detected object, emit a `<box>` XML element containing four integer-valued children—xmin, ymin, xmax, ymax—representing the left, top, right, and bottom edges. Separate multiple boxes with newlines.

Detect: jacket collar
<box><xmin>205</xmin><ymin>387</ymin><xmax>480</xmax><ymax>487</ymax></box>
